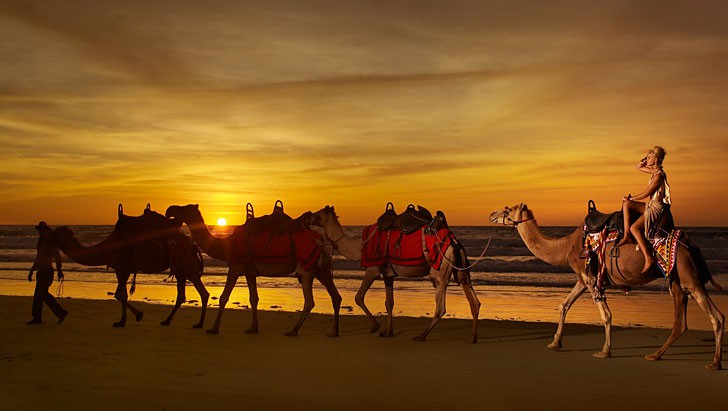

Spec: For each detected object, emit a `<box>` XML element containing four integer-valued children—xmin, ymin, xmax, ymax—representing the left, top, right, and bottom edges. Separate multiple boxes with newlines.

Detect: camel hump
<box><xmin>118</xmin><ymin>203</ymin><xmax>124</xmax><ymax>216</ymax></box>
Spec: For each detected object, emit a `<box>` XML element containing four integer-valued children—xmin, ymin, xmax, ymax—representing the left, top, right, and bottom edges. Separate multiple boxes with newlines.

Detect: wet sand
<box><xmin>0</xmin><ymin>295</ymin><xmax>725</xmax><ymax>411</ymax></box>
<box><xmin>2</xmin><ymin>276</ymin><xmax>727</xmax><ymax>331</ymax></box>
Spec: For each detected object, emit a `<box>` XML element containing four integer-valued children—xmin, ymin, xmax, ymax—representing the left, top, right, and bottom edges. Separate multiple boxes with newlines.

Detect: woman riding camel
<box><xmin>617</xmin><ymin>146</ymin><xmax>671</xmax><ymax>273</ymax></box>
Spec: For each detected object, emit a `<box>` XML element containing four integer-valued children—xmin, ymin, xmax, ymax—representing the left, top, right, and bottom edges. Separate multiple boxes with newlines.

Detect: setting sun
<box><xmin>216</xmin><ymin>218</ymin><xmax>227</xmax><ymax>226</ymax></box>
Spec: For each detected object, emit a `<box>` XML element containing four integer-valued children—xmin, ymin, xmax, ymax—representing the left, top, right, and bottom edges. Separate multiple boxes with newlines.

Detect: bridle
<box><xmin>498</xmin><ymin>204</ymin><xmax>534</xmax><ymax>226</ymax></box>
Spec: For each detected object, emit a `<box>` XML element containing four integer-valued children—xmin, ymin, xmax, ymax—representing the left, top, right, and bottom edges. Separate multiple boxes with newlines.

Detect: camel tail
<box><xmin>130</xmin><ymin>273</ymin><xmax>138</xmax><ymax>295</ymax></box>
<box><xmin>452</xmin><ymin>241</ymin><xmax>470</xmax><ymax>285</ymax></box>
<box><xmin>685</xmin><ymin>237</ymin><xmax>721</xmax><ymax>290</ymax></box>
<box><xmin>322</xmin><ymin>247</ymin><xmax>334</xmax><ymax>279</ymax></box>
<box><xmin>194</xmin><ymin>244</ymin><xmax>204</xmax><ymax>277</ymax></box>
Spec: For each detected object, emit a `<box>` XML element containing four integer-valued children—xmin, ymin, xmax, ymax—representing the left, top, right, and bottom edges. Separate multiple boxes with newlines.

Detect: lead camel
<box><xmin>490</xmin><ymin>203</ymin><xmax>723</xmax><ymax>370</ymax></box>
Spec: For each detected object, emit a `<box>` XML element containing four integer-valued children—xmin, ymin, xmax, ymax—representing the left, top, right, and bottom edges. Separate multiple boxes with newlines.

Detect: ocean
<box><xmin>2</xmin><ymin>225</ymin><xmax>727</xmax><ymax>330</ymax></box>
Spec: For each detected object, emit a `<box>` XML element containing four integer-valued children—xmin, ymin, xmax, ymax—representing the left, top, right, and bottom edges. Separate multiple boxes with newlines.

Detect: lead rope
<box><xmin>432</xmin><ymin>232</ymin><xmax>492</xmax><ymax>271</ymax></box>
<box><xmin>56</xmin><ymin>277</ymin><xmax>64</xmax><ymax>297</ymax></box>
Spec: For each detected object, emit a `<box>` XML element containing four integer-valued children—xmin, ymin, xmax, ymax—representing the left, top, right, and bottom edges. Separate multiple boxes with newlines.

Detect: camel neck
<box><xmin>59</xmin><ymin>231</ymin><xmax>118</xmax><ymax>266</ymax></box>
<box><xmin>516</xmin><ymin>220</ymin><xmax>579</xmax><ymax>266</ymax></box>
<box><xmin>324</xmin><ymin>220</ymin><xmax>361</xmax><ymax>261</ymax></box>
<box><xmin>185</xmin><ymin>218</ymin><xmax>229</xmax><ymax>262</ymax></box>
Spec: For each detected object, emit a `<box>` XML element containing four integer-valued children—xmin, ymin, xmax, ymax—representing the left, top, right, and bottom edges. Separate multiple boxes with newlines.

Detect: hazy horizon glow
<box><xmin>2</xmin><ymin>1</ymin><xmax>728</xmax><ymax>226</ymax></box>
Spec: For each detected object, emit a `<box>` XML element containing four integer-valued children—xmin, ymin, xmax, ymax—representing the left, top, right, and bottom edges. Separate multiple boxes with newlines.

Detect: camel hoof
<box><xmin>705</xmin><ymin>362</ymin><xmax>722</xmax><ymax>370</ymax></box>
<box><xmin>112</xmin><ymin>321</ymin><xmax>125</xmax><ymax>328</ymax></box>
<box><xmin>547</xmin><ymin>341</ymin><xmax>562</xmax><ymax>350</ymax></box>
<box><xmin>412</xmin><ymin>334</ymin><xmax>427</xmax><ymax>342</ymax></box>
<box><xmin>244</xmin><ymin>328</ymin><xmax>259</xmax><ymax>334</ymax></box>
<box><xmin>285</xmin><ymin>330</ymin><xmax>298</xmax><ymax>337</ymax></box>
<box><xmin>206</xmin><ymin>328</ymin><xmax>219</xmax><ymax>335</ymax></box>
<box><xmin>192</xmin><ymin>323</ymin><xmax>203</xmax><ymax>329</ymax></box>
<box><xmin>464</xmin><ymin>337</ymin><xmax>477</xmax><ymax>344</ymax></box>
<box><xmin>644</xmin><ymin>354</ymin><xmax>660</xmax><ymax>361</ymax></box>
<box><xmin>592</xmin><ymin>351</ymin><xmax>611</xmax><ymax>359</ymax></box>
<box><xmin>378</xmin><ymin>330</ymin><xmax>393</xmax><ymax>338</ymax></box>
<box><xmin>326</xmin><ymin>331</ymin><xmax>339</xmax><ymax>338</ymax></box>
<box><xmin>369</xmin><ymin>323</ymin><xmax>381</xmax><ymax>334</ymax></box>
<box><xmin>135</xmin><ymin>312</ymin><xmax>144</xmax><ymax>322</ymax></box>
<box><xmin>160</xmin><ymin>320</ymin><xmax>171</xmax><ymax>326</ymax></box>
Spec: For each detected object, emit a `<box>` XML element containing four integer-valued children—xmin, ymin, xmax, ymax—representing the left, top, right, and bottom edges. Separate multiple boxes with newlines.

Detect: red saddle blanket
<box><xmin>361</xmin><ymin>225</ymin><xmax>453</xmax><ymax>270</ymax></box>
<box><xmin>228</xmin><ymin>227</ymin><xmax>322</xmax><ymax>272</ymax></box>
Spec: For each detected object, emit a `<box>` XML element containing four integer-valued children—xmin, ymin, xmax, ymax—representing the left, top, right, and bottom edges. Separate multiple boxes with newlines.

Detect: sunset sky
<box><xmin>2</xmin><ymin>0</ymin><xmax>728</xmax><ymax>226</ymax></box>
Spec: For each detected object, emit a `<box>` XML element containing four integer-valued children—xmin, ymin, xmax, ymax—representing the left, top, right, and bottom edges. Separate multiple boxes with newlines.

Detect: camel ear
<box><xmin>193</xmin><ymin>204</ymin><xmax>199</xmax><ymax>209</ymax></box>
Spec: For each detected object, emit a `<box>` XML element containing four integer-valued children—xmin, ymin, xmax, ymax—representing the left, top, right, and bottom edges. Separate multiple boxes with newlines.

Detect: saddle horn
<box><xmin>246</xmin><ymin>203</ymin><xmax>254</xmax><ymax>222</ymax></box>
<box><xmin>274</xmin><ymin>200</ymin><xmax>284</xmax><ymax>213</ymax></box>
<box><xmin>118</xmin><ymin>203</ymin><xmax>123</xmax><ymax>217</ymax></box>
<box><xmin>146</xmin><ymin>203</ymin><xmax>151</xmax><ymax>211</ymax></box>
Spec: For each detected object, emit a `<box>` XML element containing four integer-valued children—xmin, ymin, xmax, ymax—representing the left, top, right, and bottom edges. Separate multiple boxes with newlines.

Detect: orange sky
<box><xmin>1</xmin><ymin>0</ymin><xmax>728</xmax><ymax>226</ymax></box>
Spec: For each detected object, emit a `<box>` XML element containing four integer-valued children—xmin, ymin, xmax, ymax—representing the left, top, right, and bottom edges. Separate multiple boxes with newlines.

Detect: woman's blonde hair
<box><xmin>652</xmin><ymin>146</ymin><xmax>666</xmax><ymax>165</ymax></box>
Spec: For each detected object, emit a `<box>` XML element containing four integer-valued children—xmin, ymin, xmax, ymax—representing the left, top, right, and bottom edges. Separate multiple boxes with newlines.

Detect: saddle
<box><xmin>583</xmin><ymin>200</ymin><xmax>624</xmax><ymax>235</ymax></box>
<box><xmin>376</xmin><ymin>203</ymin><xmax>434</xmax><ymax>234</ymax></box>
<box><xmin>114</xmin><ymin>203</ymin><xmax>186</xmax><ymax>274</ymax></box>
<box><xmin>243</xmin><ymin>200</ymin><xmax>295</xmax><ymax>236</ymax></box>
<box><xmin>116</xmin><ymin>203</ymin><xmax>182</xmax><ymax>240</ymax></box>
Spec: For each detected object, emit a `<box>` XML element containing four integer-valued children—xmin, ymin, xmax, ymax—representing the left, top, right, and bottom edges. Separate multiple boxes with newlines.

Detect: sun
<box><xmin>216</xmin><ymin>217</ymin><xmax>227</xmax><ymax>227</ymax></box>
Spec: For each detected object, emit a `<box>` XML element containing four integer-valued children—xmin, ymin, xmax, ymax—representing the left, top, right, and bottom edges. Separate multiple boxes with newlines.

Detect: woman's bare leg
<box><xmin>630</xmin><ymin>214</ymin><xmax>655</xmax><ymax>273</ymax></box>
<box><xmin>618</xmin><ymin>200</ymin><xmax>644</xmax><ymax>247</ymax></box>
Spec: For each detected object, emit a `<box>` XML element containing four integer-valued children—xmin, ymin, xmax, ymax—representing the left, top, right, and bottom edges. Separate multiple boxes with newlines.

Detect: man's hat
<box><xmin>35</xmin><ymin>221</ymin><xmax>51</xmax><ymax>232</ymax></box>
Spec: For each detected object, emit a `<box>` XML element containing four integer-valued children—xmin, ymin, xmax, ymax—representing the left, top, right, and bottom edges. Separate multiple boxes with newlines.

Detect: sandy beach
<box><xmin>1</xmin><ymin>295</ymin><xmax>725</xmax><ymax>411</ymax></box>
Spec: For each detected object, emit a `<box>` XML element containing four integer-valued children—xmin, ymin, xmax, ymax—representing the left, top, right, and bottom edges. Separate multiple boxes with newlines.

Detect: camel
<box><xmin>51</xmin><ymin>204</ymin><xmax>207</xmax><ymax>328</ymax></box>
<box><xmin>164</xmin><ymin>204</ymin><xmax>341</xmax><ymax>337</ymax></box>
<box><xmin>311</xmin><ymin>206</ymin><xmax>481</xmax><ymax>343</ymax></box>
<box><xmin>489</xmin><ymin>203</ymin><xmax>724</xmax><ymax>370</ymax></box>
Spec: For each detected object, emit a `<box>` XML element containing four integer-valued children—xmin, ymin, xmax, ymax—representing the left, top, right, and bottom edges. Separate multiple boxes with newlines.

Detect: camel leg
<box><xmin>113</xmin><ymin>272</ymin><xmax>143</xmax><ymax>327</ymax></box>
<box><xmin>413</xmin><ymin>273</ymin><xmax>448</xmax><ymax>342</ymax></box>
<box><xmin>691</xmin><ymin>287</ymin><xmax>725</xmax><ymax>370</ymax></box>
<box><xmin>380</xmin><ymin>276</ymin><xmax>395</xmax><ymax>337</ymax></box>
<box><xmin>584</xmin><ymin>281</ymin><xmax>612</xmax><ymax>358</ymax></box>
<box><xmin>355</xmin><ymin>267</ymin><xmax>382</xmax><ymax>334</ymax></box>
<box><xmin>286</xmin><ymin>272</ymin><xmax>315</xmax><ymax>337</ymax></box>
<box><xmin>316</xmin><ymin>269</ymin><xmax>342</xmax><ymax>337</ymax></box>
<box><xmin>645</xmin><ymin>281</ymin><xmax>688</xmax><ymax>361</ymax></box>
<box><xmin>190</xmin><ymin>276</ymin><xmax>209</xmax><ymax>329</ymax></box>
<box><xmin>245</xmin><ymin>274</ymin><xmax>259</xmax><ymax>334</ymax></box>
<box><xmin>548</xmin><ymin>281</ymin><xmax>587</xmax><ymax>350</ymax></box>
<box><xmin>459</xmin><ymin>273</ymin><xmax>481</xmax><ymax>344</ymax></box>
<box><xmin>161</xmin><ymin>277</ymin><xmax>186</xmax><ymax>326</ymax></box>
<box><xmin>207</xmin><ymin>270</ymin><xmax>239</xmax><ymax>335</ymax></box>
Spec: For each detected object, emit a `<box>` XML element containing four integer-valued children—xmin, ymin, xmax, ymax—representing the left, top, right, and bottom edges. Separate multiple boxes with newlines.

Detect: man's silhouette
<box><xmin>27</xmin><ymin>221</ymin><xmax>67</xmax><ymax>324</ymax></box>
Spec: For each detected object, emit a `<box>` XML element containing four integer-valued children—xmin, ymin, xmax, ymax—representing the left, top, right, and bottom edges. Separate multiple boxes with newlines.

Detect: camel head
<box><xmin>489</xmin><ymin>203</ymin><xmax>534</xmax><ymax>226</ymax></box>
<box><xmin>311</xmin><ymin>205</ymin><xmax>338</xmax><ymax>228</ymax></box>
<box><xmin>51</xmin><ymin>226</ymin><xmax>77</xmax><ymax>246</ymax></box>
<box><xmin>165</xmin><ymin>204</ymin><xmax>202</xmax><ymax>224</ymax></box>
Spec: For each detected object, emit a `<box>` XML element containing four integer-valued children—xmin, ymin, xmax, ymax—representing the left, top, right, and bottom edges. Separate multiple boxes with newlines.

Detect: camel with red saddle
<box><xmin>489</xmin><ymin>203</ymin><xmax>724</xmax><ymax>370</ymax></box>
<box><xmin>165</xmin><ymin>202</ymin><xmax>341</xmax><ymax>337</ymax></box>
<box><xmin>312</xmin><ymin>204</ymin><xmax>480</xmax><ymax>343</ymax></box>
